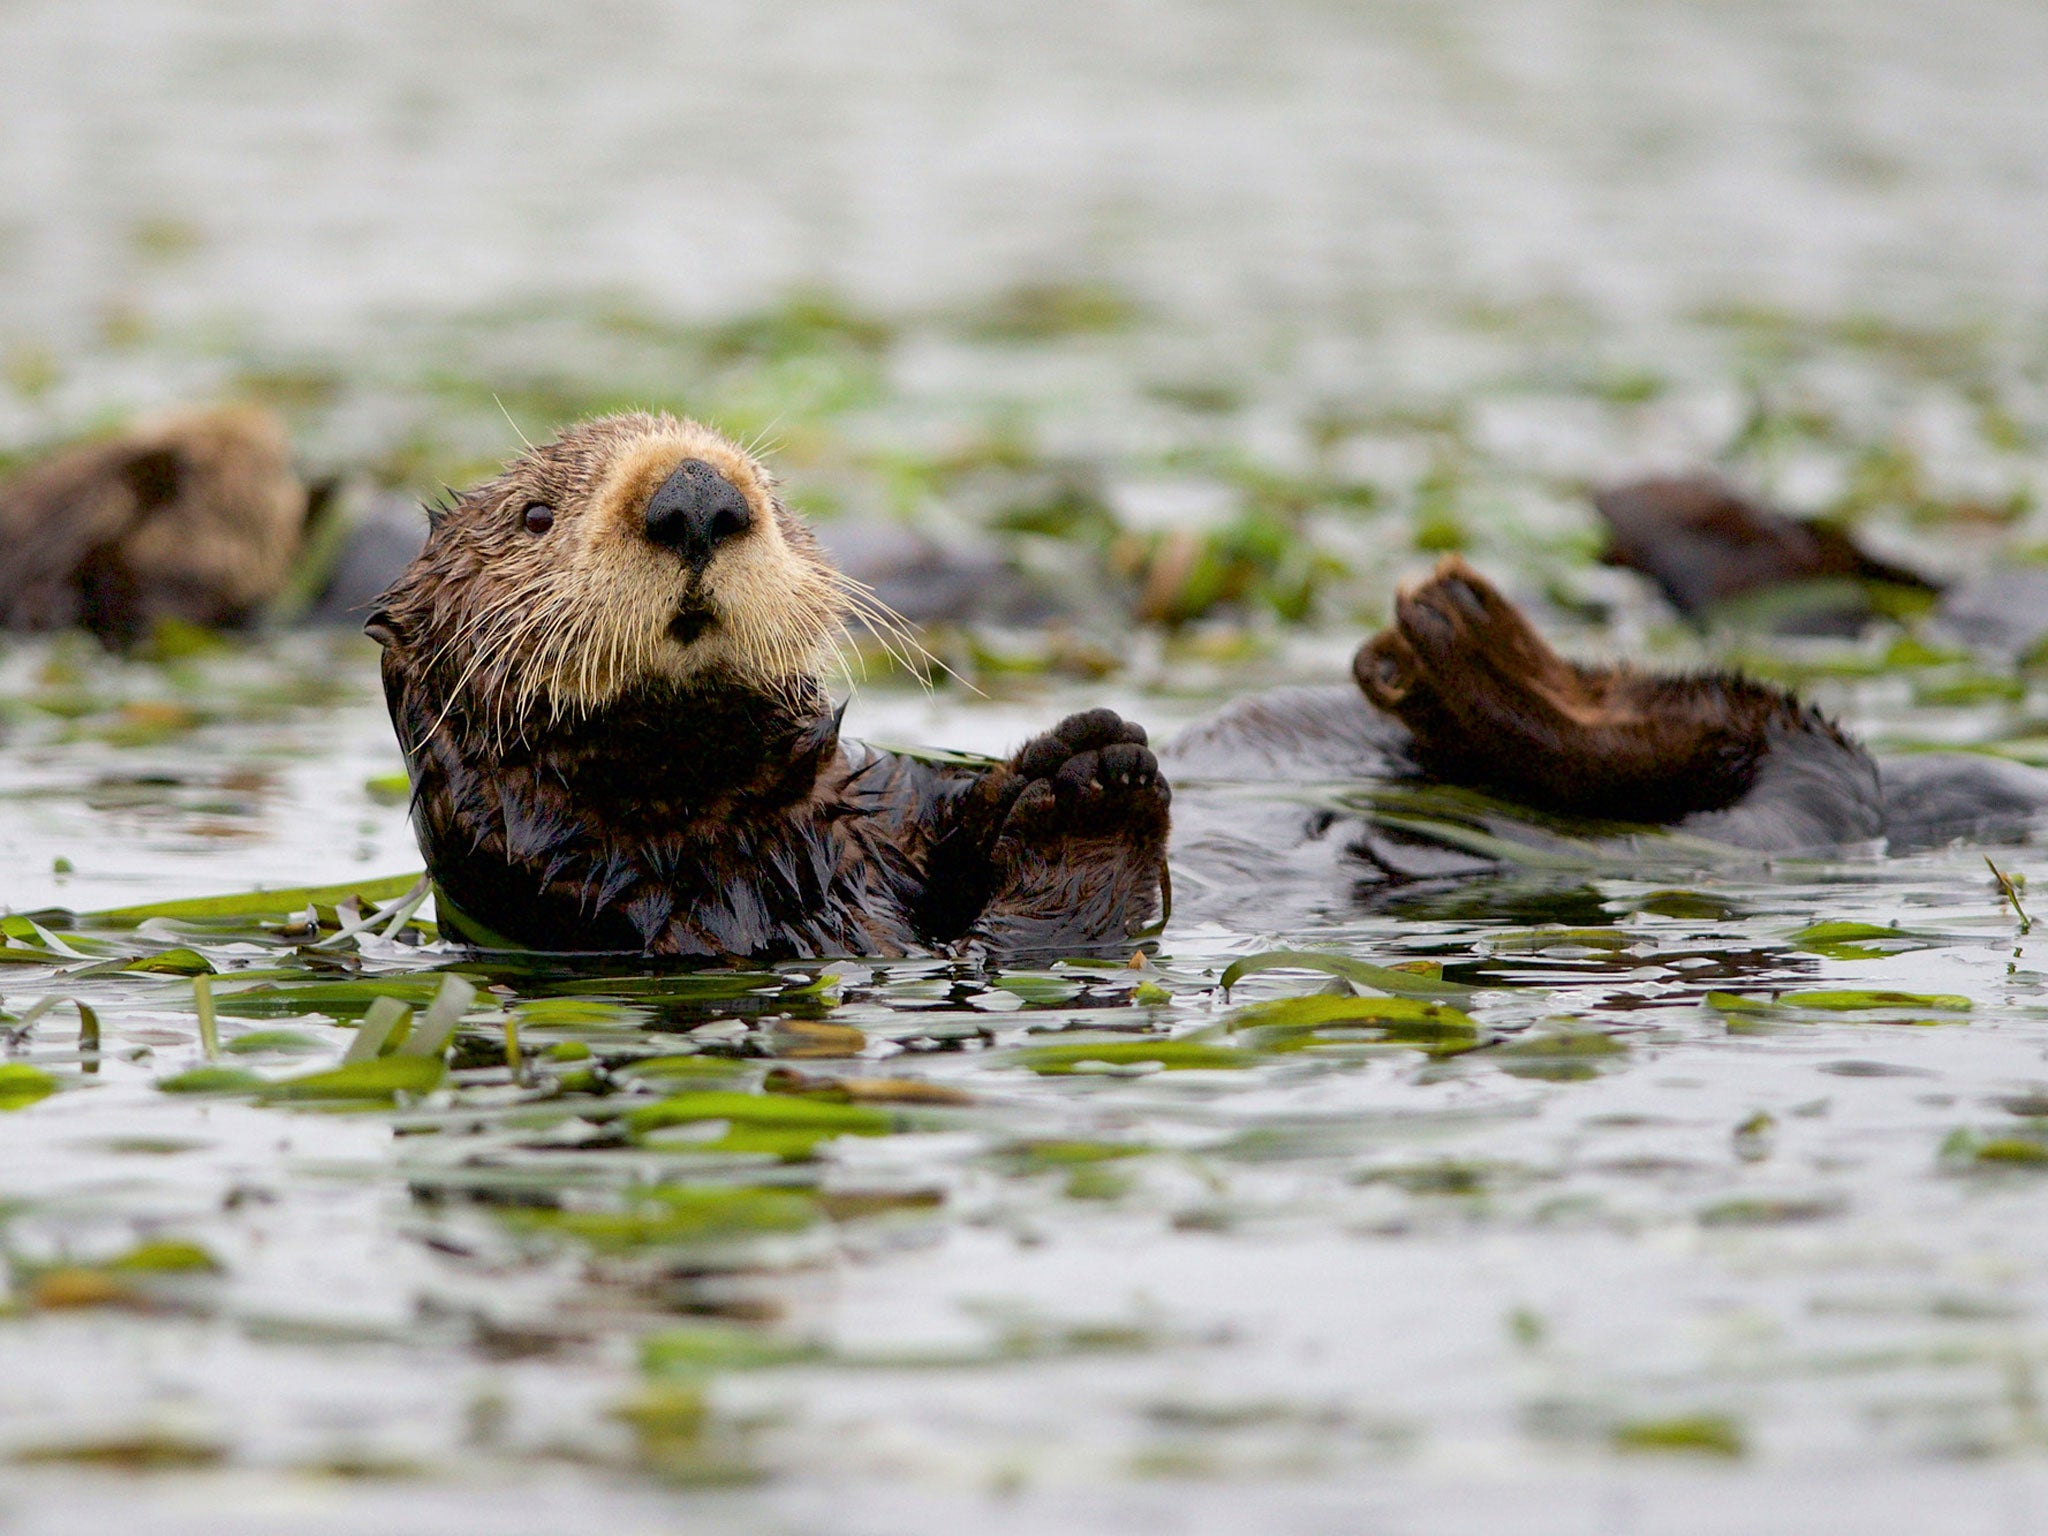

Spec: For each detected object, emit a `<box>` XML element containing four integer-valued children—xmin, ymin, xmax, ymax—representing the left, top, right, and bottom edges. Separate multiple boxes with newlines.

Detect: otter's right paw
<box><xmin>995</xmin><ymin>708</ymin><xmax>1170</xmax><ymax>857</ymax></box>
<box><xmin>1355</xmin><ymin>558</ymin><xmax>1578</xmax><ymax>723</ymax></box>
<box><xmin>1348</xmin><ymin>555</ymin><xmax>1623</xmax><ymax>818</ymax></box>
<box><xmin>1348</xmin><ymin>556</ymin><xmax>1800</xmax><ymax>825</ymax></box>
<box><xmin>1352</xmin><ymin>556</ymin><xmax>1588</xmax><ymax>763</ymax></box>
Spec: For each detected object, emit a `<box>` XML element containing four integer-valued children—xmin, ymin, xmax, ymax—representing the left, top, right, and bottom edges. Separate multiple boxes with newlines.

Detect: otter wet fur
<box><xmin>1591</xmin><ymin>473</ymin><xmax>1939</xmax><ymax>630</ymax></box>
<box><xmin>367</xmin><ymin>412</ymin><xmax>1170</xmax><ymax>959</ymax></box>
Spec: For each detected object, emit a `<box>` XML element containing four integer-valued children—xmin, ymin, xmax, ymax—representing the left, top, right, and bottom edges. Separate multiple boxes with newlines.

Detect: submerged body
<box><xmin>370</xmin><ymin>412</ymin><xmax>2047</xmax><ymax>960</ymax></box>
<box><xmin>1164</xmin><ymin>683</ymin><xmax>2048</xmax><ymax>919</ymax></box>
<box><xmin>1163</xmin><ymin>563</ymin><xmax>2048</xmax><ymax>918</ymax></box>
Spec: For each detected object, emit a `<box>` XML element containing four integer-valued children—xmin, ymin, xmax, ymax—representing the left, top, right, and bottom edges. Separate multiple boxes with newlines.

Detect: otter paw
<box><xmin>1353</xmin><ymin>557</ymin><xmax>1583</xmax><ymax>735</ymax></box>
<box><xmin>998</xmin><ymin>708</ymin><xmax>1170</xmax><ymax>851</ymax></box>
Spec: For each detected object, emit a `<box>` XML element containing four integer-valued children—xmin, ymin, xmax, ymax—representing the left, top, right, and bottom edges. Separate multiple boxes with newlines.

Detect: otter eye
<box><xmin>522</xmin><ymin>502</ymin><xmax>554</xmax><ymax>535</ymax></box>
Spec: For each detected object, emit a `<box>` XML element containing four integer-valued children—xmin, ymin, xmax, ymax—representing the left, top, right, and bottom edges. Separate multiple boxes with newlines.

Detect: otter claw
<box><xmin>1355</xmin><ymin>632</ymin><xmax>1417</xmax><ymax>707</ymax></box>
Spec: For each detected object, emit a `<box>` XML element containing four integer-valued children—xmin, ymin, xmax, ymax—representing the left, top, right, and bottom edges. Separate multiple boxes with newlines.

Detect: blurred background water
<box><xmin>6</xmin><ymin>0</ymin><xmax>2048</xmax><ymax>388</ymax></box>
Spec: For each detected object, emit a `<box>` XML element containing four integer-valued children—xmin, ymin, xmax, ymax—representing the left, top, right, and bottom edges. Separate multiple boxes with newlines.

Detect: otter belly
<box><xmin>418</xmin><ymin>795</ymin><xmax>921</xmax><ymax>960</ymax></box>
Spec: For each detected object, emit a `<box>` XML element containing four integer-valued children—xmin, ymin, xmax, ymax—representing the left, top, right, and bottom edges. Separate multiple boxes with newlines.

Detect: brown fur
<box><xmin>1354</xmin><ymin>556</ymin><xmax>1858</xmax><ymax>824</ymax></box>
<box><xmin>375</xmin><ymin>413</ymin><xmax>844</xmax><ymax>735</ymax></box>
<box><xmin>1595</xmin><ymin>474</ymin><xmax>1937</xmax><ymax>620</ymax></box>
<box><xmin>0</xmin><ymin>407</ymin><xmax>307</xmax><ymax>643</ymax></box>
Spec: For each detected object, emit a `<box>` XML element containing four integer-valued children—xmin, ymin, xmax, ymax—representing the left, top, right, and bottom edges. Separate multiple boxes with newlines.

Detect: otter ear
<box><xmin>363</xmin><ymin>606</ymin><xmax>400</xmax><ymax>648</ymax></box>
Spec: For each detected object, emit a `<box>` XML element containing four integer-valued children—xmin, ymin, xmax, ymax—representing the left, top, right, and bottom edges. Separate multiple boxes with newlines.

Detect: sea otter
<box><xmin>365</xmin><ymin>412</ymin><xmax>1171</xmax><ymax>958</ymax></box>
<box><xmin>0</xmin><ymin>407</ymin><xmax>309</xmax><ymax>643</ymax></box>
<box><xmin>369</xmin><ymin>412</ymin><xmax>2048</xmax><ymax>959</ymax></box>
<box><xmin>1592</xmin><ymin>473</ymin><xmax>1939</xmax><ymax>633</ymax></box>
<box><xmin>0</xmin><ymin>405</ymin><xmax>437</xmax><ymax>644</ymax></box>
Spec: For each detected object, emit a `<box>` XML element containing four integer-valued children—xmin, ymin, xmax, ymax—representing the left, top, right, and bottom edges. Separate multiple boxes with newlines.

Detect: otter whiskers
<box><xmin>834</xmin><ymin>572</ymin><xmax>980</xmax><ymax>697</ymax></box>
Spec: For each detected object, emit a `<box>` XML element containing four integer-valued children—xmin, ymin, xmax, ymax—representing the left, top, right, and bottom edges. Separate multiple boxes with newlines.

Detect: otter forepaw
<box><xmin>998</xmin><ymin>709</ymin><xmax>1170</xmax><ymax>851</ymax></box>
<box><xmin>915</xmin><ymin>708</ymin><xmax>1170</xmax><ymax>950</ymax></box>
<box><xmin>963</xmin><ymin>708</ymin><xmax>1170</xmax><ymax>952</ymax></box>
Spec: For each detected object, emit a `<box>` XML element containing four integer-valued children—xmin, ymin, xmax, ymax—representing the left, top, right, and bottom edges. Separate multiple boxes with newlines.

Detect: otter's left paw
<box><xmin>918</xmin><ymin>708</ymin><xmax>1172</xmax><ymax>949</ymax></box>
<box><xmin>997</xmin><ymin>708</ymin><xmax>1171</xmax><ymax>854</ymax></box>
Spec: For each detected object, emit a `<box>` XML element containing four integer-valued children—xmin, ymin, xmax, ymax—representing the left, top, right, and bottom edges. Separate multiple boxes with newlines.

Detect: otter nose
<box><xmin>643</xmin><ymin>459</ymin><xmax>753</xmax><ymax>565</ymax></box>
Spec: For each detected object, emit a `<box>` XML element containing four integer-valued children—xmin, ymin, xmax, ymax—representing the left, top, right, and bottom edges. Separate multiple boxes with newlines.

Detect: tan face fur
<box><xmin>376</xmin><ymin>412</ymin><xmax>848</xmax><ymax>723</ymax></box>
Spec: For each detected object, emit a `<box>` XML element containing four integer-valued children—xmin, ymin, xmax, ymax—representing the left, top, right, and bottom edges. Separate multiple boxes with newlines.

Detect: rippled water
<box><xmin>0</xmin><ymin>628</ymin><xmax>2042</xmax><ymax>1536</ymax></box>
<box><xmin>4</xmin><ymin>1</ymin><xmax>2048</xmax><ymax>1532</ymax></box>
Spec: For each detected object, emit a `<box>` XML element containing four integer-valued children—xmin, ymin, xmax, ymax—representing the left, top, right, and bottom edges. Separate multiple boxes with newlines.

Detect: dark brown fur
<box><xmin>1595</xmin><ymin>474</ymin><xmax>1937</xmax><ymax>621</ymax></box>
<box><xmin>1353</xmin><ymin>556</ymin><xmax>1866</xmax><ymax>825</ymax></box>
<box><xmin>375</xmin><ymin>411</ymin><xmax>1896</xmax><ymax>959</ymax></box>
<box><xmin>368</xmin><ymin>413</ymin><xmax>1169</xmax><ymax>960</ymax></box>
<box><xmin>0</xmin><ymin>407</ymin><xmax>307</xmax><ymax>643</ymax></box>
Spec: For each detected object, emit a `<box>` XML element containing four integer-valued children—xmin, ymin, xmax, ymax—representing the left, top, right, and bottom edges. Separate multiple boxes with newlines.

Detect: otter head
<box><xmin>367</xmin><ymin>413</ymin><xmax>848</xmax><ymax>730</ymax></box>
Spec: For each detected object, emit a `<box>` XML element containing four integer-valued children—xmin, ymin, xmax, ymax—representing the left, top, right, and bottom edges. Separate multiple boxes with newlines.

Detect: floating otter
<box><xmin>0</xmin><ymin>407</ymin><xmax>309</xmax><ymax>643</ymax></box>
<box><xmin>1162</xmin><ymin>557</ymin><xmax>2048</xmax><ymax>915</ymax></box>
<box><xmin>366</xmin><ymin>413</ymin><xmax>1171</xmax><ymax>958</ymax></box>
<box><xmin>0</xmin><ymin>405</ymin><xmax>433</xmax><ymax>645</ymax></box>
<box><xmin>1592</xmin><ymin>473</ymin><xmax>2048</xmax><ymax>657</ymax></box>
<box><xmin>369</xmin><ymin>414</ymin><xmax>2048</xmax><ymax>958</ymax></box>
